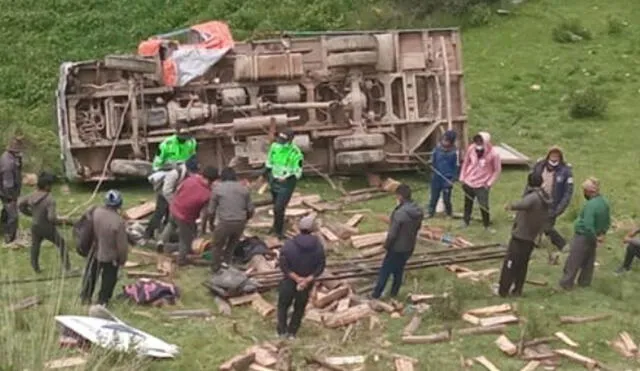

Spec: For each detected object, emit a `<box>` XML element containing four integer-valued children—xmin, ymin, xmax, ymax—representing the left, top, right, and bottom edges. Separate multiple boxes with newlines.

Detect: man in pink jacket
<box><xmin>459</xmin><ymin>131</ymin><xmax>502</xmax><ymax>230</ymax></box>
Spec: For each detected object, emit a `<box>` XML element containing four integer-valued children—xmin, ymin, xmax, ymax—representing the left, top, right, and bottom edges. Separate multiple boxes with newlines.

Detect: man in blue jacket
<box><xmin>427</xmin><ymin>130</ymin><xmax>459</xmax><ymax>218</ymax></box>
<box><xmin>527</xmin><ymin>146</ymin><xmax>574</xmax><ymax>264</ymax></box>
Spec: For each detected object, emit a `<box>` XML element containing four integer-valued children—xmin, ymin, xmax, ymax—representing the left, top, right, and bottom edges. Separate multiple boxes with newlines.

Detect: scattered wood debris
<box><xmin>559</xmin><ymin>313</ymin><xmax>610</xmax><ymax>325</ymax></box>
<box><xmin>474</xmin><ymin>356</ymin><xmax>500</xmax><ymax>371</ymax></box>
<box><xmin>350</xmin><ymin>232</ymin><xmax>387</xmax><ymax>249</ymax></box>
<box><xmin>403</xmin><ymin>315</ymin><xmax>422</xmax><ymax>336</ymax></box>
<box><xmin>408</xmin><ymin>293</ymin><xmax>449</xmax><ymax>304</ymax></box>
<box><xmin>324</xmin><ymin>304</ymin><xmax>373</xmax><ymax>328</ymax></box>
<box><xmin>346</xmin><ymin>214</ymin><xmax>364</xmax><ymax>227</ymax></box>
<box><xmin>610</xmin><ymin>331</ymin><xmax>638</xmax><ymax>358</ymax></box>
<box><xmin>554</xmin><ymin>332</ymin><xmax>579</xmax><ymax>348</ymax></box>
<box><xmin>219</xmin><ymin>352</ymin><xmax>256</xmax><ymax>371</ymax></box>
<box><xmin>44</xmin><ymin>356</ymin><xmax>87</xmax><ymax>369</ymax></box>
<box><xmin>480</xmin><ymin>314</ymin><xmax>519</xmax><ymax>327</ymax></box>
<box><xmin>554</xmin><ymin>349</ymin><xmax>598</xmax><ymax>369</ymax></box>
<box><xmin>320</xmin><ymin>227</ymin><xmax>340</xmax><ymax>242</ymax></box>
<box><xmin>619</xmin><ymin>331</ymin><xmax>638</xmax><ymax>353</ymax></box>
<box><xmin>214</xmin><ymin>296</ymin><xmax>232</xmax><ymax>316</ymax></box>
<box><xmin>525</xmin><ymin>279</ymin><xmax>548</xmax><ymax>286</ymax></box>
<box><xmin>252</xmin><ymin>294</ymin><xmax>275</xmax><ymax>317</ymax></box>
<box><xmin>394</xmin><ymin>357</ymin><xmax>415</xmax><ymax>371</ymax></box>
<box><xmin>268</xmin><ymin>208</ymin><xmax>310</xmax><ymax>217</ymax></box>
<box><xmin>126</xmin><ymin>270</ymin><xmax>167</xmax><ymax>278</ymax></box>
<box><xmin>324</xmin><ymin>355</ymin><xmax>366</xmax><ymax>366</ymax></box>
<box><xmin>457</xmin><ymin>268</ymin><xmax>499</xmax><ymax>281</ymax></box>
<box><xmin>402</xmin><ymin>325</ymin><xmax>506</xmax><ymax>345</ymax></box>
<box><xmin>360</xmin><ymin>245</ymin><xmax>385</xmax><ymax>258</ymax></box>
<box><xmin>520</xmin><ymin>360</ymin><xmax>540</xmax><ymax>371</ymax></box>
<box><xmin>462</xmin><ymin>313</ymin><xmax>481</xmax><ymax>326</ymax></box>
<box><xmin>466</xmin><ymin>303</ymin><xmax>513</xmax><ymax>317</ymax></box>
<box><xmin>315</xmin><ymin>286</ymin><xmax>350</xmax><ymax>308</ymax></box>
<box><xmin>229</xmin><ymin>293</ymin><xmax>259</xmax><ymax>307</ymax></box>
<box><xmin>166</xmin><ymin>309</ymin><xmax>213</xmax><ymax>320</ymax></box>
<box><xmin>124</xmin><ymin>201</ymin><xmax>156</xmax><ymax>220</ymax></box>
<box><xmin>495</xmin><ymin>335</ymin><xmax>518</xmax><ymax>356</ymax></box>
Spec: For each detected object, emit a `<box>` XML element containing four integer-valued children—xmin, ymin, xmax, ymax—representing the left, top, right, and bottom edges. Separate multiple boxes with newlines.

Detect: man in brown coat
<box><xmin>0</xmin><ymin>136</ymin><xmax>24</xmax><ymax>244</ymax></box>
<box><xmin>80</xmin><ymin>190</ymin><xmax>129</xmax><ymax>306</ymax></box>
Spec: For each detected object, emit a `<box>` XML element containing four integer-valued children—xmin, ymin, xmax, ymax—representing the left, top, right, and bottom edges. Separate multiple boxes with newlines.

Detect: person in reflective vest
<box><xmin>265</xmin><ymin>129</ymin><xmax>303</xmax><ymax>240</ymax></box>
<box><xmin>152</xmin><ymin>121</ymin><xmax>197</xmax><ymax>171</ymax></box>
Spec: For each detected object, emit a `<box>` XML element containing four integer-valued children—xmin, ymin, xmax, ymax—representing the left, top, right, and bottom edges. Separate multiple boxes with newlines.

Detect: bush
<box><xmin>552</xmin><ymin>19</ymin><xmax>593</xmax><ymax>43</ymax></box>
<box><xmin>466</xmin><ymin>3</ymin><xmax>493</xmax><ymax>27</ymax></box>
<box><xmin>568</xmin><ymin>87</ymin><xmax>608</xmax><ymax>119</ymax></box>
<box><xmin>607</xmin><ymin>16</ymin><xmax>625</xmax><ymax>35</ymax></box>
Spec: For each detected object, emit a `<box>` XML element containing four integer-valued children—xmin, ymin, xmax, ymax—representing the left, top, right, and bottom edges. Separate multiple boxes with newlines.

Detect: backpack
<box><xmin>73</xmin><ymin>206</ymin><xmax>97</xmax><ymax>257</ymax></box>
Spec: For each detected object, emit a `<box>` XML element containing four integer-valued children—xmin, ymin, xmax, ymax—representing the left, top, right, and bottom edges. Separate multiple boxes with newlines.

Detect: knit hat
<box><xmin>298</xmin><ymin>214</ymin><xmax>316</xmax><ymax>232</ymax></box>
<box><xmin>443</xmin><ymin>130</ymin><xmax>457</xmax><ymax>142</ymax></box>
<box><xmin>105</xmin><ymin>189</ymin><xmax>123</xmax><ymax>208</ymax></box>
<box><xmin>582</xmin><ymin>177</ymin><xmax>600</xmax><ymax>193</ymax></box>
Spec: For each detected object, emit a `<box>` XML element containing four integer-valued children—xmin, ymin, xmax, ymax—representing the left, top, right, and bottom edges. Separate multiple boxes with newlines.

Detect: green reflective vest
<box><xmin>152</xmin><ymin>135</ymin><xmax>197</xmax><ymax>170</ymax></box>
<box><xmin>266</xmin><ymin>142</ymin><xmax>303</xmax><ymax>179</ymax></box>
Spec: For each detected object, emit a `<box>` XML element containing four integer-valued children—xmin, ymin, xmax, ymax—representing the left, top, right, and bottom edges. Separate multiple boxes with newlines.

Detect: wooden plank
<box><xmin>495</xmin><ymin>335</ymin><xmax>517</xmax><ymax>356</ymax></box>
<box><xmin>324</xmin><ymin>355</ymin><xmax>366</xmax><ymax>366</ymax></box>
<box><xmin>402</xmin><ymin>315</ymin><xmax>422</xmax><ymax>336</ymax></box>
<box><xmin>324</xmin><ymin>304</ymin><xmax>373</xmax><ymax>328</ymax></box>
<box><xmin>474</xmin><ymin>356</ymin><xmax>500</xmax><ymax>371</ymax></box>
<box><xmin>394</xmin><ymin>357</ymin><xmax>415</xmax><ymax>371</ymax></box>
<box><xmin>314</xmin><ymin>286</ymin><xmax>350</xmax><ymax>308</ymax></box>
<box><xmin>619</xmin><ymin>331</ymin><xmax>638</xmax><ymax>353</ymax></box>
<box><xmin>446</xmin><ymin>264</ymin><xmax>473</xmax><ymax>273</ymax></box>
<box><xmin>229</xmin><ymin>293</ymin><xmax>259</xmax><ymax>307</ymax></box>
<box><xmin>519</xmin><ymin>361</ymin><xmax>540</xmax><ymax>371</ymax></box>
<box><xmin>369</xmin><ymin>299</ymin><xmax>395</xmax><ymax>313</ymax></box>
<box><xmin>320</xmin><ymin>227</ymin><xmax>340</xmax><ymax>242</ymax></box>
<box><xmin>457</xmin><ymin>268</ymin><xmax>499</xmax><ymax>279</ymax></box>
<box><xmin>408</xmin><ymin>293</ymin><xmax>449</xmax><ymax>304</ymax></box>
<box><xmin>456</xmin><ymin>325</ymin><xmax>506</xmax><ymax>336</ymax></box>
<box><xmin>124</xmin><ymin>201</ymin><xmax>156</xmax><ymax>220</ymax></box>
<box><xmin>350</xmin><ymin>232</ymin><xmax>387</xmax><ymax>249</ymax></box>
<box><xmin>214</xmin><ymin>296</ymin><xmax>232</xmax><ymax>316</ymax></box>
<box><xmin>402</xmin><ymin>331</ymin><xmax>451</xmax><ymax>344</ymax></box>
<box><xmin>249</xmin><ymin>364</ymin><xmax>276</xmax><ymax>371</ymax></box>
<box><xmin>252</xmin><ymin>294</ymin><xmax>275</xmax><ymax>317</ymax></box>
<box><xmin>44</xmin><ymin>356</ymin><xmax>87</xmax><ymax>369</ymax></box>
<box><xmin>326</xmin><ymin>222</ymin><xmax>359</xmax><ymax>240</ymax></box>
<box><xmin>610</xmin><ymin>339</ymin><xmax>634</xmax><ymax>358</ymax></box>
<box><xmin>126</xmin><ymin>270</ymin><xmax>167</xmax><ymax>278</ymax></box>
<box><xmin>219</xmin><ymin>352</ymin><xmax>256</xmax><ymax>371</ymax></box>
<box><xmin>247</xmin><ymin>345</ymin><xmax>278</xmax><ymax>367</ymax></box>
<box><xmin>479</xmin><ymin>315</ymin><xmax>519</xmax><ymax>327</ymax></box>
<box><xmin>360</xmin><ymin>245</ymin><xmax>386</xmax><ymax>258</ymax></box>
<box><xmin>166</xmin><ymin>309</ymin><xmax>213</xmax><ymax>319</ymax></box>
<box><xmin>466</xmin><ymin>304</ymin><xmax>512</xmax><ymax>317</ymax></box>
<box><xmin>559</xmin><ymin>314</ymin><xmax>610</xmax><ymax>324</ymax></box>
<box><xmin>462</xmin><ymin>313</ymin><xmax>481</xmax><ymax>326</ymax></box>
<box><xmin>553</xmin><ymin>349</ymin><xmax>597</xmax><ymax>369</ymax></box>
<box><xmin>346</xmin><ymin>214</ymin><xmax>364</xmax><ymax>227</ymax></box>
<box><xmin>554</xmin><ymin>332</ymin><xmax>579</xmax><ymax>348</ymax></box>
<box><xmin>268</xmin><ymin>208</ymin><xmax>310</xmax><ymax>217</ymax></box>
<box><xmin>336</xmin><ymin>298</ymin><xmax>351</xmax><ymax>313</ymax></box>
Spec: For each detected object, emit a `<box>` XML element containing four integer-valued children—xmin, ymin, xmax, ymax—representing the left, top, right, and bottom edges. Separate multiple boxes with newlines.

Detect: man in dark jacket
<box><xmin>208</xmin><ymin>167</ymin><xmax>255</xmax><ymax>273</ymax></box>
<box><xmin>427</xmin><ymin>130</ymin><xmax>459</xmax><ymax>218</ymax></box>
<box><xmin>18</xmin><ymin>172</ymin><xmax>70</xmax><ymax>273</ymax></box>
<box><xmin>277</xmin><ymin>215</ymin><xmax>326</xmax><ymax>339</ymax></box>
<box><xmin>615</xmin><ymin>227</ymin><xmax>640</xmax><ymax>274</ymax></box>
<box><xmin>372</xmin><ymin>184</ymin><xmax>424</xmax><ymax>299</ymax></box>
<box><xmin>0</xmin><ymin>136</ymin><xmax>23</xmax><ymax>244</ymax></box>
<box><xmin>498</xmin><ymin>173</ymin><xmax>551</xmax><ymax>297</ymax></box>
<box><xmin>559</xmin><ymin>177</ymin><xmax>610</xmax><ymax>290</ymax></box>
<box><xmin>527</xmin><ymin>146</ymin><xmax>574</xmax><ymax>264</ymax></box>
<box><xmin>80</xmin><ymin>190</ymin><xmax>128</xmax><ymax>306</ymax></box>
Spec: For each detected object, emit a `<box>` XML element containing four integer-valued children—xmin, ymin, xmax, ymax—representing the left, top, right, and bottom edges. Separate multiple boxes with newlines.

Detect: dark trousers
<box><xmin>176</xmin><ymin>218</ymin><xmax>197</xmax><ymax>264</ymax></box>
<box><xmin>144</xmin><ymin>194</ymin><xmax>169</xmax><ymax>239</ymax></box>
<box><xmin>622</xmin><ymin>242</ymin><xmax>640</xmax><ymax>269</ymax></box>
<box><xmin>271</xmin><ymin>179</ymin><xmax>296</xmax><ymax>236</ymax></box>
<box><xmin>559</xmin><ymin>234</ymin><xmax>597</xmax><ymax>289</ymax></box>
<box><xmin>1</xmin><ymin>198</ymin><xmax>18</xmax><ymax>243</ymax></box>
<box><xmin>277</xmin><ymin>278</ymin><xmax>311</xmax><ymax>336</ymax></box>
<box><xmin>372</xmin><ymin>250</ymin><xmax>411</xmax><ymax>299</ymax></box>
<box><xmin>30</xmin><ymin>225</ymin><xmax>70</xmax><ymax>272</ymax></box>
<box><xmin>428</xmin><ymin>180</ymin><xmax>453</xmax><ymax>216</ymax></box>
<box><xmin>498</xmin><ymin>237</ymin><xmax>535</xmax><ymax>297</ymax></box>
<box><xmin>462</xmin><ymin>184</ymin><xmax>490</xmax><ymax>227</ymax></box>
<box><xmin>545</xmin><ymin>215</ymin><xmax>567</xmax><ymax>250</ymax></box>
<box><xmin>80</xmin><ymin>253</ymin><xmax>119</xmax><ymax>305</ymax></box>
<box><xmin>211</xmin><ymin>220</ymin><xmax>246</xmax><ymax>272</ymax></box>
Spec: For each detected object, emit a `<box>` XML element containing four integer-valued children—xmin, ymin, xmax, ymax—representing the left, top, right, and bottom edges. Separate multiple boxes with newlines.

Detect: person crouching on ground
<box><xmin>80</xmin><ymin>190</ymin><xmax>128</xmax><ymax>307</ymax></box>
<box><xmin>207</xmin><ymin>167</ymin><xmax>255</xmax><ymax>274</ymax></box>
<box><xmin>498</xmin><ymin>173</ymin><xmax>551</xmax><ymax>297</ymax></box>
<box><xmin>18</xmin><ymin>171</ymin><xmax>71</xmax><ymax>274</ymax></box>
<box><xmin>459</xmin><ymin>131</ymin><xmax>502</xmax><ymax>231</ymax></box>
<box><xmin>277</xmin><ymin>215</ymin><xmax>325</xmax><ymax>340</ymax></box>
<box><xmin>615</xmin><ymin>227</ymin><xmax>640</xmax><ymax>274</ymax></box>
<box><xmin>168</xmin><ymin>166</ymin><xmax>219</xmax><ymax>266</ymax></box>
<box><xmin>371</xmin><ymin>184</ymin><xmax>424</xmax><ymax>299</ymax></box>
<box><xmin>427</xmin><ymin>130</ymin><xmax>459</xmax><ymax>218</ymax></box>
<box><xmin>559</xmin><ymin>177</ymin><xmax>610</xmax><ymax>290</ymax></box>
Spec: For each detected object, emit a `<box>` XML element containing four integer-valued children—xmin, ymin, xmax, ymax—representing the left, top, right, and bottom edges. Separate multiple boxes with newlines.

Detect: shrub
<box><xmin>552</xmin><ymin>19</ymin><xmax>592</xmax><ymax>43</ymax></box>
<box><xmin>607</xmin><ymin>16</ymin><xmax>625</xmax><ymax>35</ymax></box>
<box><xmin>568</xmin><ymin>87</ymin><xmax>608</xmax><ymax>119</ymax></box>
<box><xmin>466</xmin><ymin>3</ymin><xmax>493</xmax><ymax>27</ymax></box>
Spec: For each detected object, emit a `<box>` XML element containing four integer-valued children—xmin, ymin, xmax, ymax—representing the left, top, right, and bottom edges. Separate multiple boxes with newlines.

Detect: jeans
<box><xmin>372</xmin><ymin>250</ymin><xmax>411</xmax><ymax>298</ymax></box>
<box><xmin>80</xmin><ymin>252</ymin><xmax>119</xmax><ymax>305</ymax></box>
<box><xmin>144</xmin><ymin>194</ymin><xmax>169</xmax><ymax>239</ymax></box>
<box><xmin>277</xmin><ymin>278</ymin><xmax>311</xmax><ymax>336</ymax></box>
<box><xmin>498</xmin><ymin>237</ymin><xmax>535</xmax><ymax>297</ymax></box>
<box><xmin>30</xmin><ymin>225</ymin><xmax>70</xmax><ymax>272</ymax></box>
<box><xmin>462</xmin><ymin>184</ymin><xmax>490</xmax><ymax>227</ymax></box>
<box><xmin>428</xmin><ymin>180</ymin><xmax>453</xmax><ymax>216</ymax></box>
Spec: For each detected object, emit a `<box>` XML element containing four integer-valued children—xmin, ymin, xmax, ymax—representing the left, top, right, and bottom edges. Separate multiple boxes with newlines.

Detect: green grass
<box><xmin>3</xmin><ymin>0</ymin><xmax>640</xmax><ymax>369</ymax></box>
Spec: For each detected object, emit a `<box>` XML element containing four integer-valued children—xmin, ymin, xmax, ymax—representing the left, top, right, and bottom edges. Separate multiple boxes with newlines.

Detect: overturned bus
<box><xmin>56</xmin><ymin>21</ymin><xmax>474</xmax><ymax>182</ymax></box>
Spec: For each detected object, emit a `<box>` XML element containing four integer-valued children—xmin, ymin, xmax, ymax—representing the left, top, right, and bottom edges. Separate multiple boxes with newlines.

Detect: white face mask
<box><xmin>475</xmin><ymin>145</ymin><xmax>484</xmax><ymax>151</ymax></box>
<box><xmin>548</xmin><ymin>160</ymin><xmax>559</xmax><ymax>166</ymax></box>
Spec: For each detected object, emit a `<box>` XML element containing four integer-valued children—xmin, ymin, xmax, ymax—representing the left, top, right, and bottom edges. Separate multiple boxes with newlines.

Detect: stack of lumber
<box><xmin>446</xmin><ymin>264</ymin><xmax>500</xmax><ymax>282</ymax></box>
<box><xmin>219</xmin><ymin>342</ymin><xmax>287</xmax><ymax>371</ymax></box>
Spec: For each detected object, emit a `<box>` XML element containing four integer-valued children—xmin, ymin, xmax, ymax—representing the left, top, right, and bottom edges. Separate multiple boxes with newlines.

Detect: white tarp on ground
<box><xmin>172</xmin><ymin>47</ymin><xmax>231</xmax><ymax>87</ymax></box>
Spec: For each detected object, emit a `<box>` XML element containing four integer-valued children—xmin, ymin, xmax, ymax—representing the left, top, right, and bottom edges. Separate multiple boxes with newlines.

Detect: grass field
<box><xmin>3</xmin><ymin>0</ymin><xmax>640</xmax><ymax>369</ymax></box>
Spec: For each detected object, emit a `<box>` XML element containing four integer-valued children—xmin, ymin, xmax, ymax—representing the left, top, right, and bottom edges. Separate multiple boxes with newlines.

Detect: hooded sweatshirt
<box><xmin>384</xmin><ymin>200</ymin><xmax>424</xmax><ymax>253</ymax></box>
<box><xmin>279</xmin><ymin>233</ymin><xmax>326</xmax><ymax>278</ymax></box>
<box><xmin>431</xmin><ymin>130</ymin><xmax>459</xmax><ymax>185</ymax></box>
<box><xmin>529</xmin><ymin>146</ymin><xmax>574</xmax><ymax>217</ymax></box>
<box><xmin>510</xmin><ymin>187</ymin><xmax>552</xmax><ymax>242</ymax></box>
<box><xmin>459</xmin><ymin>131</ymin><xmax>502</xmax><ymax>189</ymax></box>
<box><xmin>169</xmin><ymin>174</ymin><xmax>211</xmax><ymax>223</ymax></box>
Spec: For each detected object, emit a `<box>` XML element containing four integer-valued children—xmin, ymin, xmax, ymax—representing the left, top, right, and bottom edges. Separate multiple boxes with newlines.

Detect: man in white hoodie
<box><xmin>459</xmin><ymin>131</ymin><xmax>502</xmax><ymax>230</ymax></box>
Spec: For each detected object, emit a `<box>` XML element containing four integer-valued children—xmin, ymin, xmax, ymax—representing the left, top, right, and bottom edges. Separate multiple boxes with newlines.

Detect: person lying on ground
<box><xmin>526</xmin><ymin>146</ymin><xmax>574</xmax><ymax>265</ymax></box>
<box><xmin>18</xmin><ymin>171</ymin><xmax>71</xmax><ymax>274</ymax></box>
<box><xmin>559</xmin><ymin>177</ymin><xmax>610</xmax><ymax>290</ymax></box>
<box><xmin>427</xmin><ymin>129</ymin><xmax>458</xmax><ymax>218</ymax></box>
<box><xmin>372</xmin><ymin>184</ymin><xmax>424</xmax><ymax>299</ymax></box>
<box><xmin>498</xmin><ymin>173</ymin><xmax>550</xmax><ymax>297</ymax></box>
<box><xmin>277</xmin><ymin>215</ymin><xmax>325</xmax><ymax>340</ymax></box>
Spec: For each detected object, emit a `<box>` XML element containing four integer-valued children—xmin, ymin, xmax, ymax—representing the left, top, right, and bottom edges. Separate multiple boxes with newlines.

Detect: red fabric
<box><xmin>170</xmin><ymin>175</ymin><xmax>211</xmax><ymax>223</ymax></box>
<box><xmin>190</xmin><ymin>21</ymin><xmax>234</xmax><ymax>50</ymax></box>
